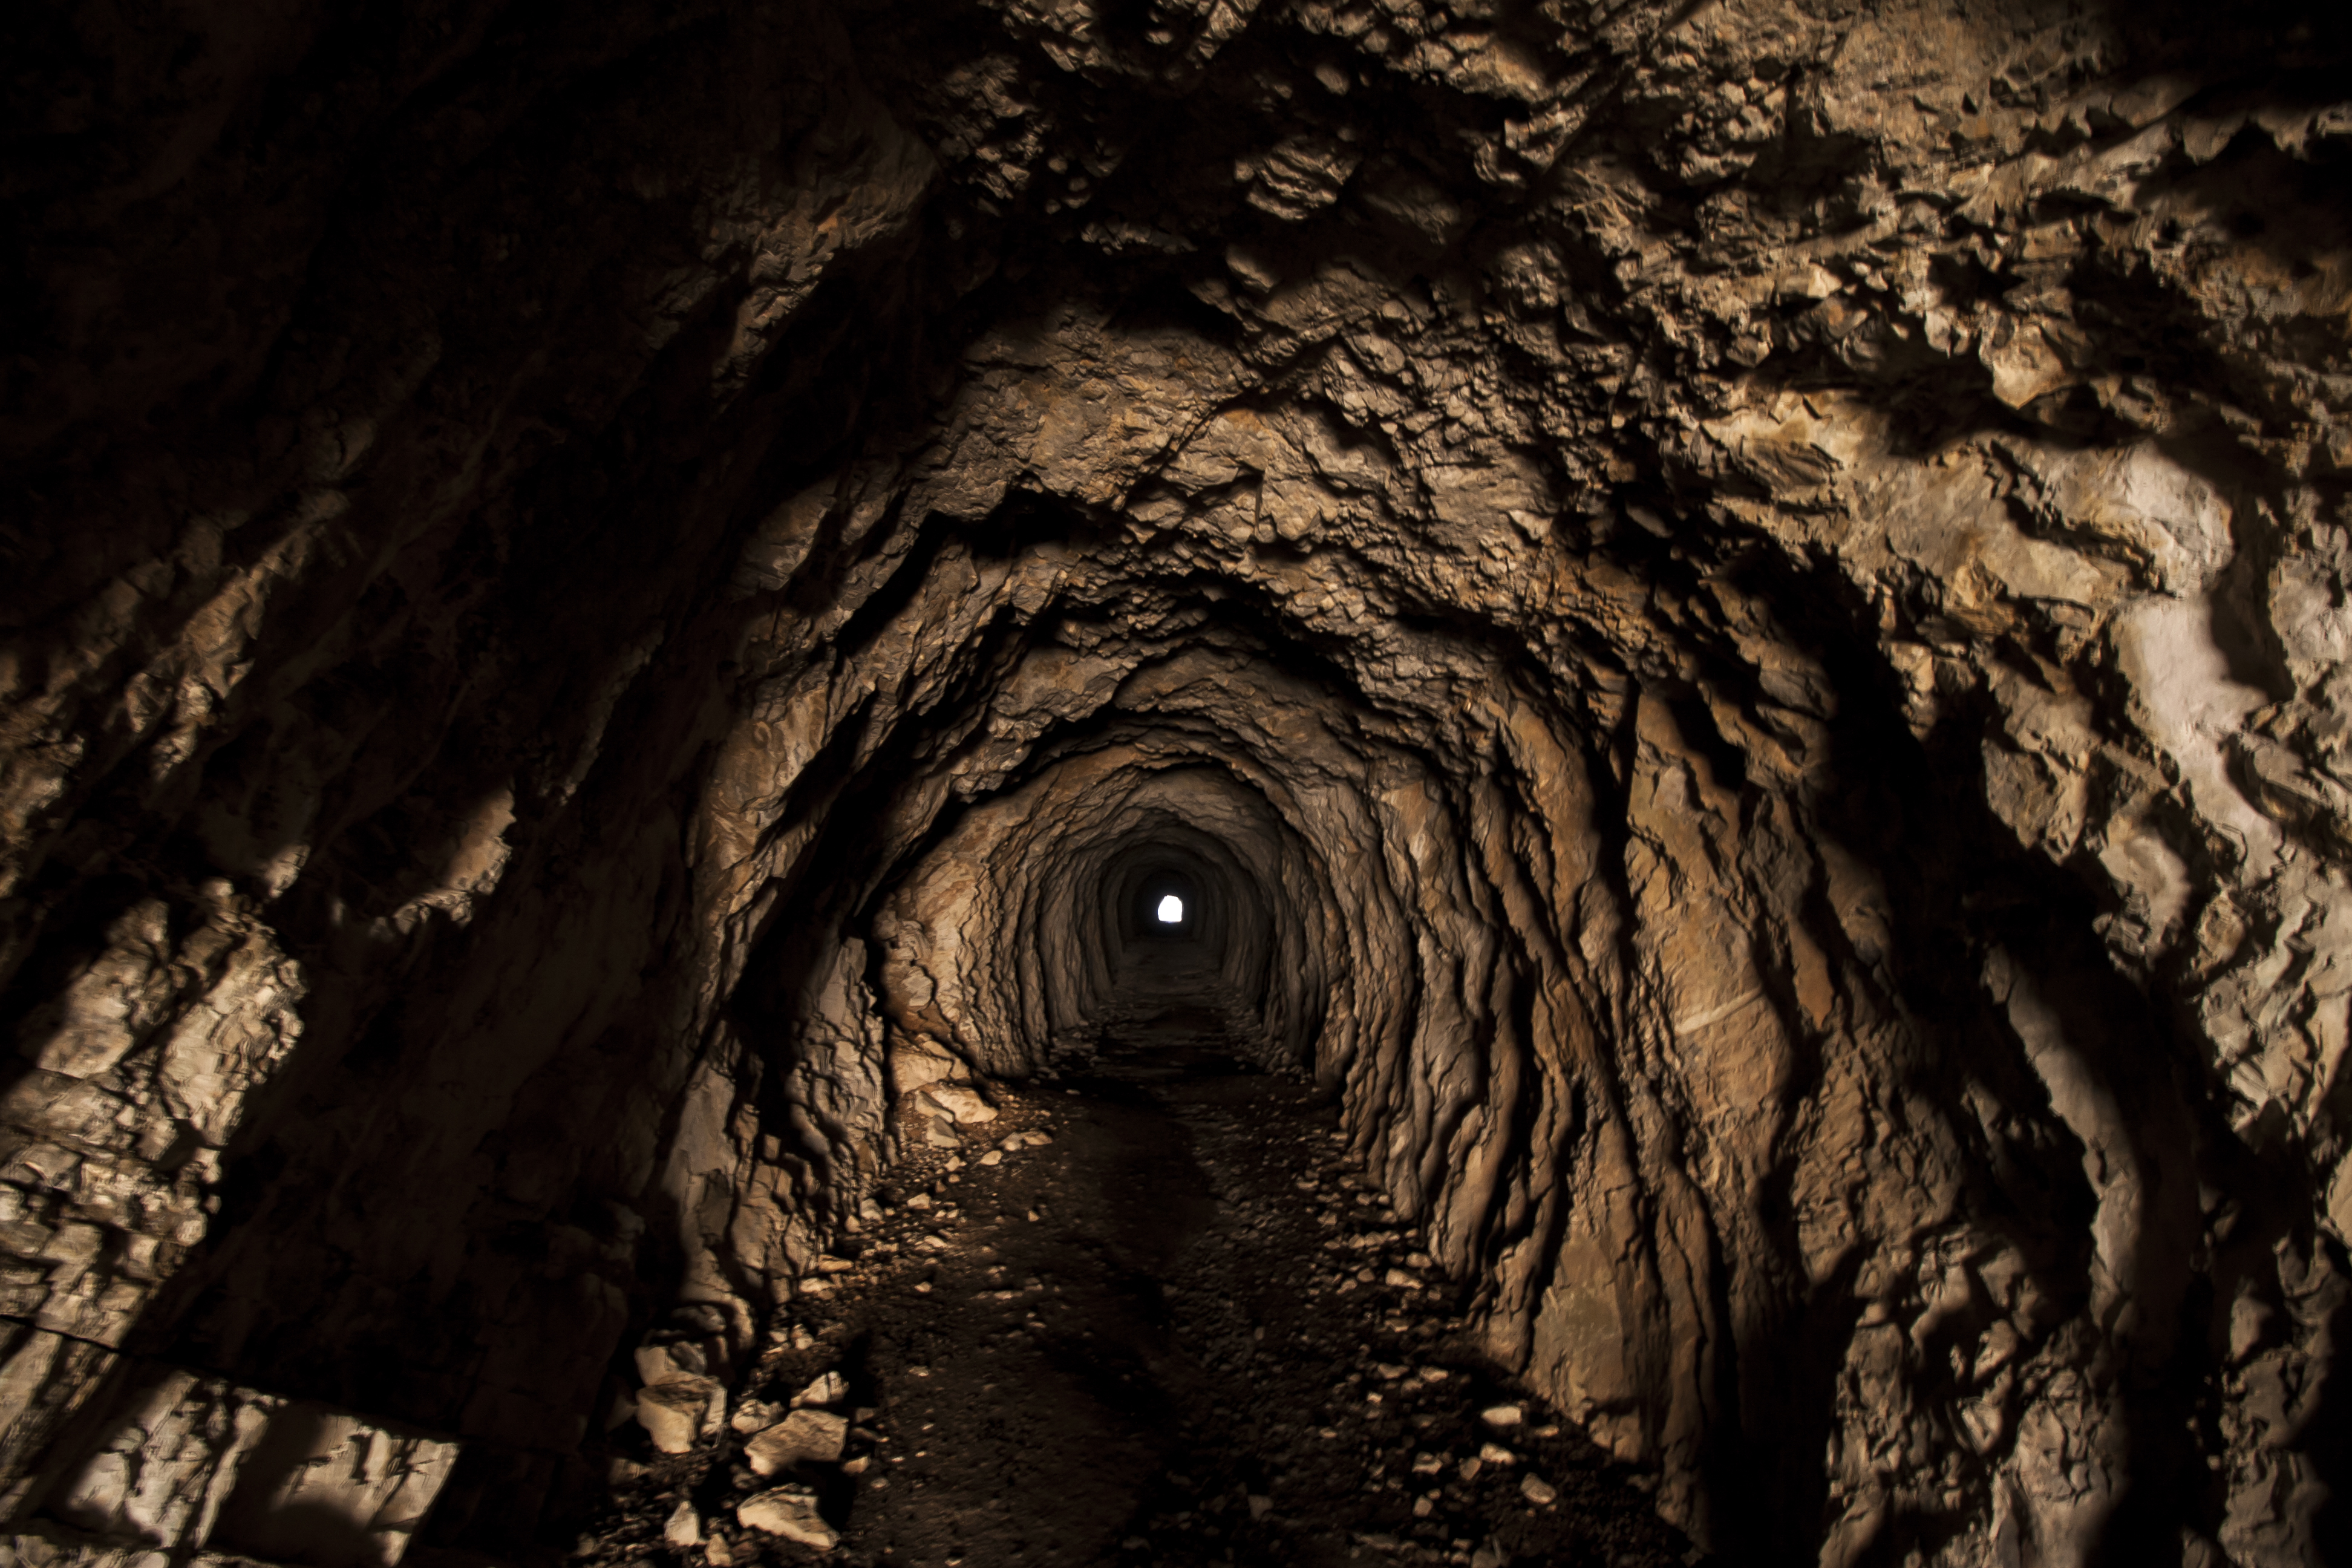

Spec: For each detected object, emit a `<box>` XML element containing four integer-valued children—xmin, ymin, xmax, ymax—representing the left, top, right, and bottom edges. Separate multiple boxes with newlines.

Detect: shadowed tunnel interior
<box><xmin>3</xmin><ymin>1</ymin><xmax>2352</xmax><ymax>1566</ymax></box>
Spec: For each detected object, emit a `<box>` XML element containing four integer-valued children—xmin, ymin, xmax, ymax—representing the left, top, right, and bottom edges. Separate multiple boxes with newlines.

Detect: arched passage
<box><xmin>1</xmin><ymin>3</ymin><xmax>2346</xmax><ymax>1564</ymax></box>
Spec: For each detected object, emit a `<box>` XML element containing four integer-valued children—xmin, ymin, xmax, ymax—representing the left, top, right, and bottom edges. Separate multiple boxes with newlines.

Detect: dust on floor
<box><xmin>568</xmin><ymin>1028</ymin><xmax>1704</xmax><ymax>1568</ymax></box>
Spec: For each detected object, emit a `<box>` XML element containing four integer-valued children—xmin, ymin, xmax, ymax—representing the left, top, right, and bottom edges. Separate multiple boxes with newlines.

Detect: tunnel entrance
<box><xmin>1102</xmin><ymin>850</ymin><xmax>1232</xmax><ymax>1029</ymax></box>
<box><xmin>1132</xmin><ymin>867</ymin><xmax>1199</xmax><ymax>941</ymax></box>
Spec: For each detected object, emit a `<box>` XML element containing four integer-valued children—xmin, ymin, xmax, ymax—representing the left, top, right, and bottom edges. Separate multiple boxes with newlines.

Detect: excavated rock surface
<box><xmin>3</xmin><ymin>1</ymin><xmax>2350</xmax><ymax>1564</ymax></box>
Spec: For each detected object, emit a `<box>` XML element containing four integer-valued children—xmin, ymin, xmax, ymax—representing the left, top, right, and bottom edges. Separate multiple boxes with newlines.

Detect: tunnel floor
<box><xmin>572</xmin><ymin>1017</ymin><xmax>1704</xmax><ymax>1568</ymax></box>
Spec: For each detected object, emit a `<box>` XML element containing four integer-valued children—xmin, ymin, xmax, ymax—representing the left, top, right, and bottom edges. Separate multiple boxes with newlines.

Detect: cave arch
<box><xmin>2</xmin><ymin>4</ymin><xmax>2348</xmax><ymax>1564</ymax></box>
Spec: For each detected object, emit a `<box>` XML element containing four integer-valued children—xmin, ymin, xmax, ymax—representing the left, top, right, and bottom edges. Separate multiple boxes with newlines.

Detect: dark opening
<box><xmin>1133</xmin><ymin>867</ymin><xmax>1199</xmax><ymax>940</ymax></box>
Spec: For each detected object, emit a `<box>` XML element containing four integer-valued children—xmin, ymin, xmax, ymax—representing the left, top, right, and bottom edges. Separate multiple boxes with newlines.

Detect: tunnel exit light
<box><xmin>1155</xmin><ymin>894</ymin><xmax>1184</xmax><ymax>924</ymax></box>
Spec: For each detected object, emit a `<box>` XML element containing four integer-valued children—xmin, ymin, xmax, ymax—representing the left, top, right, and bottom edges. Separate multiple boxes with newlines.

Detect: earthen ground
<box><xmin>573</xmin><ymin>1014</ymin><xmax>1704</xmax><ymax>1568</ymax></box>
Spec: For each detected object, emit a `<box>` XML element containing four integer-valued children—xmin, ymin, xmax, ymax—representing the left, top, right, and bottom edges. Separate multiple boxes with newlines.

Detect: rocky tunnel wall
<box><xmin>3</xmin><ymin>0</ymin><xmax>2350</xmax><ymax>1564</ymax></box>
<box><xmin>875</xmin><ymin>757</ymin><xmax>1290</xmax><ymax>1072</ymax></box>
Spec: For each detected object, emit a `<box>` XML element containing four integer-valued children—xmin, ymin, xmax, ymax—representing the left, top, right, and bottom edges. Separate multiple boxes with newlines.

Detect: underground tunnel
<box><xmin>2</xmin><ymin>0</ymin><xmax>2350</xmax><ymax>1564</ymax></box>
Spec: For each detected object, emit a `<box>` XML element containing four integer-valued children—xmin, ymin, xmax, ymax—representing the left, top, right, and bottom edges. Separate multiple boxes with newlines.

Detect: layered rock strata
<box><xmin>2</xmin><ymin>0</ymin><xmax>2349</xmax><ymax>1563</ymax></box>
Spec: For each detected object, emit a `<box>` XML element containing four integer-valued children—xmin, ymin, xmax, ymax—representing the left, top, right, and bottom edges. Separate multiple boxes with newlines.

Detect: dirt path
<box><xmin>576</xmin><ymin>1027</ymin><xmax>1705</xmax><ymax>1568</ymax></box>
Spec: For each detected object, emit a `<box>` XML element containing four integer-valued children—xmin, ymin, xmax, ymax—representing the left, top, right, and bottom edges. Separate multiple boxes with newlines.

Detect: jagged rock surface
<box><xmin>3</xmin><ymin>1</ymin><xmax>2349</xmax><ymax>1563</ymax></box>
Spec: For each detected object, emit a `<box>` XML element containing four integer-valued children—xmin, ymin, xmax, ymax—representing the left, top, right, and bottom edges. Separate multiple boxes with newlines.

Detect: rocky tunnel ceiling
<box><xmin>2</xmin><ymin>0</ymin><xmax>2350</xmax><ymax>1563</ymax></box>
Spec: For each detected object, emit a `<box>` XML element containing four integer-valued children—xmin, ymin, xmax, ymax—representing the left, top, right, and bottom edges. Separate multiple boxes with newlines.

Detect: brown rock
<box><xmin>745</xmin><ymin>1408</ymin><xmax>849</xmax><ymax>1475</ymax></box>
<box><xmin>636</xmin><ymin>1378</ymin><xmax>724</xmax><ymax>1456</ymax></box>
<box><xmin>736</xmin><ymin>1488</ymin><xmax>838</xmax><ymax>1551</ymax></box>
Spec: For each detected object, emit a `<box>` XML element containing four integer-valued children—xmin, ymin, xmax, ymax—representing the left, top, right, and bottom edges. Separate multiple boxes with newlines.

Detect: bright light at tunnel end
<box><xmin>1155</xmin><ymin>894</ymin><xmax>1185</xmax><ymax>924</ymax></box>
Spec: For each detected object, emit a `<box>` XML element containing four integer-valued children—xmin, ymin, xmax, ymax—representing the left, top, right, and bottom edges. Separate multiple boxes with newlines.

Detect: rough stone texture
<box><xmin>3</xmin><ymin>0</ymin><xmax>2350</xmax><ymax>1563</ymax></box>
<box><xmin>743</xmin><ymin>1407</ymin><xmax>848</xmax><ymax>1475</ymax></box>
<box><xmin>633</xmin><ymin>1376</ymin><xmax>724</xmax><ymax>1457</ymax></box>
<box><xmin>37</xmin><ymin>1361</ymin><xmax>456</xmax><ymax>1566</ymax></box>
<box><xmin>735</xmin><ymin>1486</ymin><xmax>839</xmax><ymax>1550</ymax></box>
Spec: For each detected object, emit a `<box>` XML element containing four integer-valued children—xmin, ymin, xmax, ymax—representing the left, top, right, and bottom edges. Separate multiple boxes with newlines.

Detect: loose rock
<box><xmin>636</xmin><ymin>1379</ymin><xmax>723</xmax><ymax>1455</ymax></box>
<box><xmin>745</xmin><ymin>1408</ymin><xmax>849</xmax><ymax>1474</ymax></box>
<box><xmin>737</xmin><ymin>1488</ymin><xmax>839</xmax><ymax>1551</ymax></box>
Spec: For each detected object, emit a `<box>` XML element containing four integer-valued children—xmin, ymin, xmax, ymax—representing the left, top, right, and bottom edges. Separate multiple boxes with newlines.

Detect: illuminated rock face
<box><xmin>2</xmin><ymin>0</ymin><xmax>2348</xmax><ymax>1561</ymax></box>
